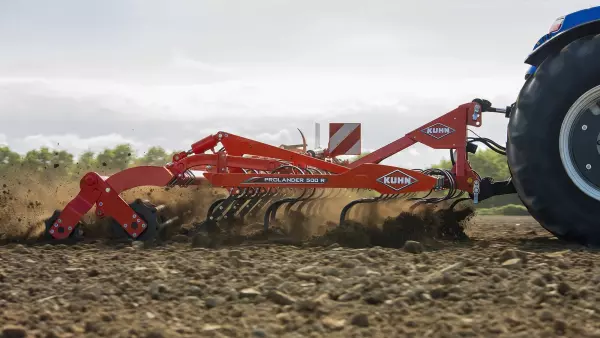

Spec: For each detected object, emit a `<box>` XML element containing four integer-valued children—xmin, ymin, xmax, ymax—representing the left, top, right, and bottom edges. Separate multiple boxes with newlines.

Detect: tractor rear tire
<box><xmin>507</xmin><ymin>34</ymin><xmax>600</xmax><ymax>246</ymax></box>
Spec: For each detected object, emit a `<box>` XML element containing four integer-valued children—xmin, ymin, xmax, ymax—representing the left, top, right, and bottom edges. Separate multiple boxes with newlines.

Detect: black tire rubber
<box><xmin>110</xmin><ymin>200</ymin><xmax>159</xmax><ymax>242</ymax></box>
<box><xmin>43</xmin><ymin>209</ymin><xmax>84</xmax><ymax>243</ymax></box>
<box><xmin>507</xmin><ymin>33</ymin><xmax>600</xmax><ymax>246</ymax></box>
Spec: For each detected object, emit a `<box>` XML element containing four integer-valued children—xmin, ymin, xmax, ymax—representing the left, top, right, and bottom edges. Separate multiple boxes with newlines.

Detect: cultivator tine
<box><xmin>263</xmin><ymin>188</ymin><xmax>309</xmax><ymax>232</ymax></box>
<box><xmin>283</xmin><ymin>188</ymin><xmax>317</xmax><ymax>217</ymax></box>
<box><xmin>221</xmin><ymin>190</ymin><xmax>249</xmax><ymax>223</ymax></box>
<box><xmin>296</xmin><ymin>188</ymin><xmax>326</xmax><ymax>216</ymax></box>
<box><xmin>206</xmin><ymin>198</ymin><xmax>227</xmax><ymax>220</ymax></box>
<box><xmin>303</xmin><ymin>189</ymin><xmax>327</xmax><ymax>216</ymax></box>
<box><xmin>208</xmin><ymin>194</ymin><xmax>238</xmax><ymax>222</ymax></box>
<box><xmin>244</xmin><ymin>188</ymin><xmax>280</xmax><ymax>220</ymax></box>
<box><xmin>235</xmin><ymin>187</ymin><xmax>263</xmax><ymax>221</ymax></box>
<box><xmin>448</xmin><ymin>196</ymin><xmax>472</xmax><ymax>210</ymax></box>
<box><xmin>339</xmin><ymin>194</ymin><xmax>383</xmax><ymax>226</ymax></box>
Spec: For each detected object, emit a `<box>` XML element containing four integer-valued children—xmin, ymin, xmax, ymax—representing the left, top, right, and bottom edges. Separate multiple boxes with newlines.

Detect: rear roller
<box><xmin>44</xmin><ymin>210</ymin><xmax>84</xmax><ymax>242</ymax></box>
<box><xmin>109</xmin><ymin>199</ymin><xmax>160</xmax><ymax>242</ymax></box>
<box><xmin>508</xmin><ymin>33</ymin><xmax>600</xmax><ymax>246</ymax></box>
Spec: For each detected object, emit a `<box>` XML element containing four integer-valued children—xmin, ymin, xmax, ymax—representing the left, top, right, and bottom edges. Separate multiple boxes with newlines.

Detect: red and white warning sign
<box><xmin>328</xmin><ymin>123</ymin><xmax>361</xmax><ymax>156</ymax></box>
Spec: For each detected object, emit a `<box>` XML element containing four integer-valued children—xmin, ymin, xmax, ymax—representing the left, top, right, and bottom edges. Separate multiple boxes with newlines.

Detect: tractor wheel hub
<box><xmin>560</xmin><ymin>85</ymin><xmax>600</xmax><ymax>201</ymax></box>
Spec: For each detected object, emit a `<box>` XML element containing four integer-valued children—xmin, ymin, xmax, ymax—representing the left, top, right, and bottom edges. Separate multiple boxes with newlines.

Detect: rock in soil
<box><xmin>0</xmin><ymin>215</ymin><xmax>599</xmax><ymax>337</ymax></box>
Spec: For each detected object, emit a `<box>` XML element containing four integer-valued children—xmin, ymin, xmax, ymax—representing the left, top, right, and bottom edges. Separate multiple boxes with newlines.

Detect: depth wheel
<box><xmin>110</xmin><ymin>199</ymin><xmax>159</xmax><ymax>242</ymax></box>
<box><xmin>507</xmin><ymin>34</ymin><xmax>600</xmax><ymax>245</ymax></box>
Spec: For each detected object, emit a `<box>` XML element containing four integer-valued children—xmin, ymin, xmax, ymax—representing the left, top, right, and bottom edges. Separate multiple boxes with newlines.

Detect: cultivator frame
<box><xmin>45</xmin><ymin>99</ymin><xmax>514</xmax><ymax>241</ymax></box>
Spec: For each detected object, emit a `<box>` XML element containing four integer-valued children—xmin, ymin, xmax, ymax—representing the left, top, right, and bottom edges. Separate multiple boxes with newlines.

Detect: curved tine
<box><xmin>271</xmin><ymin>188</ymin><xmax>307</xmax><ymax>222</ymax></box>
<box><xmin>291</xmin><ymin>187</ymin><xmax>319</xmax><ymax>215</ymax></box>
<box><xmin>271</xmin><ymin>165</ymin><xmax>307</xmax><ymax>215</ymax></box>
<box><xmin>408</xmin><ymin>199</ymin><xmax>430</xmax><ymax>212</ymax></box>
<box><xmin>339</xmin><ymin>195</ymin><xmax>383</xmax><ymax>226</ymax></box>
<box><xmin>309</xmin><ymin>189</ymin><xmax>330</xmax><ymax>215</ymax></box>
<box><xmin>299</xmin><ymin>187</ymin><xmax>326</xmax><ymax>214</ymax></box>
<box><xmin>304</xmin><ymin>189</ymin><xmax>327</xmax><ymax>216</ymax></box>
<box><xmin>381</xmin><ymin>194</ymin><xmax>400</xmax><ymax>205</ymax></box>
<box><xmin>328</xmin><ymin>188</ymin><xmax>341</xmax><ymax>199</ymax></box>
<box><xmin>263</xmin><ymin>195</ymin><xmax>302</xmax><ymax>232</ymax></box>
<box><xmin>345</xmin><ymin>192</ymin><xmax>383</xmax><ymax>220</ymax></box>
<box><xmin>206</xmin><ymin>198</ymin><xmax>227</xmax><ymax>220</ymax></box>
<box><xmin>262</xmin><ymin>165</ymin><xmax>308</xmax><ymax>232</ymax></box>
<box><xmin>231</xmin><ymin>187</ymin><xmax>261</xmax><ymax>218</ymax></box>
<box><xmin>448</xmin><ymin>196</ymin><xmax>471</xmax><ymax>210</ymax></box>
<box><xmin>282</xmin><ymin>167</ymin><xmax>317</xmax><ymax>216</ymax></box>
<box><xmin>237</xmin><ymin>187</ymin><xmax>266</xmax><ymax>220</ymax></box>
<box><xmin>283</xmin><ymin>188</ymin><xmax>311</xmax><ymax>216</ymax></box>
<box><xmin>226</xmin><ymin>187</ymin><xmax>252</xmax><ymax>216</ymax></box>
<box><xmin>337</xmin><ymin>188</ymin><xmax>349</xmax><ymax>199</ymax></box>
<box><xmin>346</xmin><ymin>193</ymin><xmax>390</xmax><ymax>220</ymax></box>
<box><xmin>282</xmin><ymin>190</ymin><xmax>302</xmax><ymax>215</ymax></box>
<box><xmin>210</xmin><ymin>188</ymin><xmax>248</xmax><ymax>222</ymax></box>
<box><xmin>247</xmin><ymin>188</ymin><xmax>278</xmax><ymax>219</ymax></box>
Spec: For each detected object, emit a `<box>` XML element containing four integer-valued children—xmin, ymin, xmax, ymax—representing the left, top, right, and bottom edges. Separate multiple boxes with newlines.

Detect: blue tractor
<box><xmin>506</xmin><ymin>5</ymin><xmax>600</xmax><ymax>245</ymax></box>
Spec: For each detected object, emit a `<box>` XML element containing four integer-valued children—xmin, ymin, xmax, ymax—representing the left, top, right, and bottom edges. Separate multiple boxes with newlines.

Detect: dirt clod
<box><xmin>403</xmin><ymin>240</ymin><xmax>424</xmax><ymax>254</ymax></box>
<box><xmin>267</xmin><ymin>290</ymin><xmax>296</xmax><ymax>305</ymax></box>
<box><xmin>1</xmin><ymin>325</ymin><xmax>27</xmax><ymax>338</ymax></box>
<box><xmin>351</xmin><ymin>313</ymin><xmax>370</xmax><ymax>327</ymax></box>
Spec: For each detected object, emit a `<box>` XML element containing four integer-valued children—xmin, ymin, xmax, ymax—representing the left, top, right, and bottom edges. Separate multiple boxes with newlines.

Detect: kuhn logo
<box><xmin>377</xmin><ymin>170</ymin><xmax>417</xmax><ymax>191</ymax></box>
<box><xmin>421</xmin><ymin>123</ymin><xmax>455</xmax><ymax>139</ymax></box>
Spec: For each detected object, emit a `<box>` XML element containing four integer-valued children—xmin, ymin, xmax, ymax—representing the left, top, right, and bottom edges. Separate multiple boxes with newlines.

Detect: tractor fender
<box><xmin>526</xmin><ymin>19</ymin><xmax>600</xmax><ymax>68</ymax></box>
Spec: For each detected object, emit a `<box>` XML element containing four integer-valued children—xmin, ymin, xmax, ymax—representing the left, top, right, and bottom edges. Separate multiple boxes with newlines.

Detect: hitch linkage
<box><xmin>469</xmin><ymin>177</ymin><xmax>517</xmax><ymax>203</ymax></box>
<box><xmin>472</xmin><ymin>98</ymin><xmax>515</xmax><ymax>118</ymax></box>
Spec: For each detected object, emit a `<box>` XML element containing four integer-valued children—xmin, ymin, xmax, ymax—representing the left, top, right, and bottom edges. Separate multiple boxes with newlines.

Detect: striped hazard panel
<box><xmin>328</xmin><ymin>123</ymin><xmax>361</xmax><ymax>156</ymax></box>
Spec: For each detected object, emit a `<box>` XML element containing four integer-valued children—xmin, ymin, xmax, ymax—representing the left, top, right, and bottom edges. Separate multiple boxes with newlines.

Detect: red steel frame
<box><xmin>47</xmin><ymin>101</ymin><xmax>483</xmax><ymax>240</ymax></box>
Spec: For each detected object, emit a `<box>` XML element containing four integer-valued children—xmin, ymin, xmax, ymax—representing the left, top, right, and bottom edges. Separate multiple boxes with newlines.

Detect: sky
<box><xmin>0</xmin><ymin>0</ymin><xmax>598</xmax><ymax>169</ymax></box>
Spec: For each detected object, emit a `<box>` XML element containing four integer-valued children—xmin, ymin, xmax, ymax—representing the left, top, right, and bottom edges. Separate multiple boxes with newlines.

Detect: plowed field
<box><xmin>2</xmin><ymin>215</ymin><xmax>600</xmax><ymax>338</ymax></box>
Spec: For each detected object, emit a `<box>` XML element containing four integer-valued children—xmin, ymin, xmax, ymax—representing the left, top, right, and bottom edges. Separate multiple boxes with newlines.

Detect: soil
<box><xmin>2</xmin><ymin>213</ymin><xmax>600</xmax><ymax>338</ymax></box>
<box><xmin>2</xmin><ymin>173</ymin><xmax>600</xmax><ymax>337</ymax></box>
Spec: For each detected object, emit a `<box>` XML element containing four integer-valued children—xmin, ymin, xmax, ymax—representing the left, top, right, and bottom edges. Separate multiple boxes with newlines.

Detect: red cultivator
<box><xmin>36</xmin><ymin>10</ymin><xmax>600</xmax><ymax>246</ymax></box>
<box><xmin>44</xmin><ymin>99</ymin><xmax>515</xmax><ymax>242</ymax></box>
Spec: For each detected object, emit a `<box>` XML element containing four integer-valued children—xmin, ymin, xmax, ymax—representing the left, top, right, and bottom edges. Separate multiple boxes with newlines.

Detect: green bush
<box><xmin>476</xmin><ymin>204</ymin><xmax>529</xmax><ymax>216</ymax></box>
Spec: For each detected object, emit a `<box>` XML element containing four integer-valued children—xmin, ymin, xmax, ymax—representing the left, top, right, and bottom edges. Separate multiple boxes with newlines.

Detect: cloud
<box><xmin>169</xmin><ymin>52</ymin><xmax>233</xmax><ymax>75</ymax></box>
<box><xmin>0</xmin><ymin>71</ymin><xmax>517</xmax><ymax>170</ymax></box>
<box><xmin>0</xmin><ymin>133</ymin><xmax>7</xmax><ymax>146</ymax></box>
<box><xmin>253</xmin><ymin>129</ymin><xmax>295</xmax><ymax>145</ymax></box>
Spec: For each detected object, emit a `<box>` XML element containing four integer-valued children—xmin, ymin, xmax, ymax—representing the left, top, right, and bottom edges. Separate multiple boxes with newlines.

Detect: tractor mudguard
<box><xmin>524</xmin><ymin>6</ymin><xmax>600</xmax><ymax>79</ymax></box>
<box><xmin>524</xmin><ymin>6</ymin><xmax>600</xmax><ymax>80</ymax></box>
<box><xmin>526</xmin><ymin>19</ymin><xmax>600</xmax><ymax>67</ymax></box>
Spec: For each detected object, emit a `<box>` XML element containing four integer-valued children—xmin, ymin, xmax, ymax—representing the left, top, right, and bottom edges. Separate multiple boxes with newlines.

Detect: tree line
<box><xmin>1</xmin><ymin>144</ymin><xmax>521</xmax><ymax>207</ymax></box>
<box><xmin>0</xmin><ymin>145</ymin><xmax>176</xmax><ymax>179</ymax></box>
